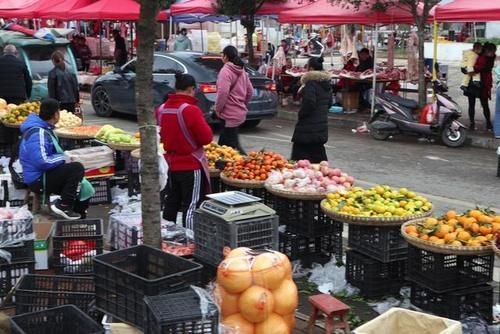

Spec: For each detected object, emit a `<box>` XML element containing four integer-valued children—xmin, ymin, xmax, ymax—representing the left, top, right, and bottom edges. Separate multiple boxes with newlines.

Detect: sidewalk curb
<box><xmin>278</xmin><ymin>110</ymin><xmax>500</xmax><ymax>150</ymax></box>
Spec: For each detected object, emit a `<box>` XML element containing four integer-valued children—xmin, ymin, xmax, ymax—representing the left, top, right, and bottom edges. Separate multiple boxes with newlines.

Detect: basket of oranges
<box><xmin>220</xmin><ymin>151</ymin><xmax>291</xmax><ymax>189</ymax></box>
<box><xmin>401</xmin><ymin>209</ymin><xmax>500</xmax><ymax>255</ymax></box>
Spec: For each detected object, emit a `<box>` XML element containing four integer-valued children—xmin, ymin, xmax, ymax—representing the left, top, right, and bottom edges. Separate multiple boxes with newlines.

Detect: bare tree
<box><xmin>330</xmin><ymin>0</ymin><xmax>439</xmax><ymax>106</ymax></box>
<box><xmin>215</xmin><ymin>0</ymin><xmax>286</xmax><ymax>65</ymax></box>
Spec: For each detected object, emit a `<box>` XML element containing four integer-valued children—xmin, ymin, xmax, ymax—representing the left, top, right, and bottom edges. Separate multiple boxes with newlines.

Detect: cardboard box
<box><xmin>85</xmin><ymin>166</ymin><xmax>115</xmax><ymax>179</ymax></box>
<box><xmin>33</xmin><ymin>222</ymin><xmax>54</xmax><ymax>270</ymax></box>
<box><xmin>353</xmin><ymin>308</ymin><xmax>462</xmax><ymax>334</ymax></box>
<box><xmin>341</xmin><ymin>91</ymin><xmax>359</xmax><ymax>112</ymax></box>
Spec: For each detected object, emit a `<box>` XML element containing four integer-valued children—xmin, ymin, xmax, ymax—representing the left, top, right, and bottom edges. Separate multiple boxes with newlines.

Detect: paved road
<box><xmin>82</xmin><ymin>100</ymin><xmax>500</xmax><ymax>215</ymax></box>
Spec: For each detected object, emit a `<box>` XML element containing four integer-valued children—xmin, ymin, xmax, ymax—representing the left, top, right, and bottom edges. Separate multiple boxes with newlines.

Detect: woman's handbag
<box><xmin>464</xmin><ymin>80</ymin><xmax>482</xmax><ymax>98</ymax></box>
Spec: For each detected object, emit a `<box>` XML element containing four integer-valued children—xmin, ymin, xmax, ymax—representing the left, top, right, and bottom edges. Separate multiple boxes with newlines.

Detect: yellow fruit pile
<box><xmin>323</xmin><ymin>185</ymin><xmax>432</xmax><ymax>217</ymax></box>
<box><xmin>404</xmin><ymin>209</ymin><xmax>500</xmax><ymax>247</ymax></box>
<box><xmin>216</xmin><ymin>248</ymin><xmax>297</xmax><ymax>334</ymax></box>
<box><xmin>2</xmin><ymin>101</ymin><xmax>40</xmax><ymax>125</ymax></box>
<box><xmin>204</xmin><ymin>142</ymin><xmax>242</xmax><ymax>169</ymax></box>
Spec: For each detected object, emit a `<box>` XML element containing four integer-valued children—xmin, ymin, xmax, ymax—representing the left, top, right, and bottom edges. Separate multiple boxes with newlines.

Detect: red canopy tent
<box><xmin>434</xmin><ymin>0</ymin><xmax>500</xmax><ymax>22</ymax></box>
<box><xmin>0</xmin><ymin>0</ymin><xmax>65</xmax><ymax>19</ymax></box>
<box><xmin>0</xmin><ymin>0</ymin><xmax>38</xmax><ymax>10</ymax></box>
<box><xmin>170</xmin><ymin>0</ymin><xmax>307</xmax><ymax>16</ymax></box>
<box><xmin>67</xmin><ymin>0</ymin><xmax>168</xmax><ymax>21</ymax></box>
<box><xmin>279</xmin><ymin>0</ymin><xmax>420</xmax><ymax>25</ymax></box>
<box><xmin>40</xmin><ymin>0</ymin><xmax>96</xmax><ymax>20</ymax></box>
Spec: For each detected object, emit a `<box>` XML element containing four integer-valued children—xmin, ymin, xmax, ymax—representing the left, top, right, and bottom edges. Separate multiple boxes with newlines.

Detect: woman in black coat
<box><xmin>291</xmin><ymin>57</ymin><xmax>332</xmax><ymax>163</ymax></box>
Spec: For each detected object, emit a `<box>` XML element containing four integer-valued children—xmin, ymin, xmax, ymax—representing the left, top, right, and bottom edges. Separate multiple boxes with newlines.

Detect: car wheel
<box><xmin>242</xmin><ymin>120</ymin><xmax>261</xmax><ymax>128</ymax></box>
<box><xmin>92</xmin><ymin>86</ymin><xmax>113</xmax><ymax>117</ymax></box>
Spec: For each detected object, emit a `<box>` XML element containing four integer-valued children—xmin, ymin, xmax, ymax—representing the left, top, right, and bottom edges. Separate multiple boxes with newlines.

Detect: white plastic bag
<box><xmin>158</xmin><ymin>154</ymin><xmax>168</xmax><ymax>191</ymax></box>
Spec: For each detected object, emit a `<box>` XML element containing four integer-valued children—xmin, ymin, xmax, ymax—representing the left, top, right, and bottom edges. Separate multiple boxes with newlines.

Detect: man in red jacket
<box><xmin>157</xmin><ymin>73</ymin><xmax>213</xmax><ymax>230</ymax></box>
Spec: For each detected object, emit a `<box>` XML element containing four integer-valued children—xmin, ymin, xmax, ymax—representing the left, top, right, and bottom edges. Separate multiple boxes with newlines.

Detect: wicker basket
<box><xmin>209</xmin><ymin>168</ymin><xmax>220</xmax><ymax>178</ymax></box>
<box><xmin>492</xmin><ymin>239</ymin><xmax>500</xmax><ymax>258</ymax></box>
<box><xmin>220</xmin><ymin>173</ymin><xmax>265</xmax><ymax>189</ymax></box>
<box><xmin>2</xmin><ymin>121</ymin><xmax>21</xmax><ymax>128</ymax></box>
<box><xmin>107</xmin><ymin>142</ymin><xmax>140</xmax><ymax>151</ymax></box>
<box><xmin>320</xmin><ymin>200</ymin><xmax>433</xmax><ymax>226</ymax></box>
<box><xmin>131</xmin><ymin>149</ymin><xmax>141</xmax><ymax>160</ymax></box>
<box><xmin>401</xmin><ymin>220</ymin><xmax>493</xmax><ymax>255</ymax></box>
<box><xmin>265</xmin><ymin>184</ymin><xmax>325</xmax><ymax>201</ymax></box>
<box><xmin>54</xmin><ymin>127</ymin><xmax>101</xmax><ymax>139</ymax></box>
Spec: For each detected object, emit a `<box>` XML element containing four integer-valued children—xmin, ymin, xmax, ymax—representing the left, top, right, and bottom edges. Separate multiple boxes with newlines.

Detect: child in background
<box><xmin>460</xmin><ymin>42</ymin><xmax>482</xmax><ymax>92</ymax></box>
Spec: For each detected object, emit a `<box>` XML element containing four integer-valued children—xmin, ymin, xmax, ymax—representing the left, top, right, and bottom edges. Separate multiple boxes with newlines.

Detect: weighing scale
<box><xmin>199</xmin><ymin>191</ymin><xmax>276</xmax><ymax>222</ymax></box>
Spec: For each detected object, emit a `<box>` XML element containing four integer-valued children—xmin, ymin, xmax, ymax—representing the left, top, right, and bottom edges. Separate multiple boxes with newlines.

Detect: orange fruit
<box><xmin>471</xmin><ymin>223</ymin><xmax>480</xmax><ymax>234</ymax></box>
<box><xmin>468</xmin><ymin>240</ymin><xmax>481</xmax><ymax>247</ymax></box>
<box><xmin>486</xmin><ymin>234</ymin><xmax>494</xmax><ymax>241</ymax></box>
<box><xmin>463</xmin><ymin>218</ymin><xmax>475</xmax><ymax>229</ymax></box>
<box><xmin>434</xmin><ymin>238</ymin><xmax>445</xmax><ymax>245</ymax></box>
<box><xmin>420</xmin><ymin>234</ymin><xmax>429</xmax><ymax>241</ymax></box>
<box><xmin>446</xmin><ymin>210</ymin><xmax>457</xmax><ymax>220</ymax></box>
<box><xmin>457</xmin><ymin>216</ymin><xmax>468</xmax><ymax>224</ymax></box>
<box><xmin>469</xmin><ymin>210</ymin><xmax>482</xmax><ymax>219</ymax></box>
<box><xmin>494</xmin><ymin>216</ymin><xmax>500</xmax><ymax>223</ymax></box>
<box><xmin>455</xmin><ymin>227</ymin><xmax>464</xmax><ymax>233</ymax></box>
<box><xmin>474</xmin><ymin>236</ymin><xmax>487</xmax><ymax>243</ymax></box>
<box><xmin>478</xmin><ymin>215</ymin><xmax>493</xmax><ymax>224</ymax></box>
<box><xmin>405</xmin><ymin>225</ymin><xmax>418</xmax><ymax>234</ymax></box>
<box><xmin>429</xmin><ymin>236</ymin><xmax>440</xmax><ymax>243</ymax></box>
<box><xmin>435</xmin><ymin>225</ymin><xmax>452</xmax><ymax>238</ymax></box>
<box><xmin>479</xmin><ymin>225</ymin><xmax>492</xmax><ymax>236</ymax></box>
<box><xmin>450</xmin><ymin>240</ymin><xmax>463</xmax><ymax>247</ymax></box>
<box><xmin>492</xmin><ymin>223</ymin><xmax>500</xmax><ymax>233</ymax></box>
<box><xmin>407</xmin><ymin>231</ymin><xmax>419</xmax><ymax>238</ymax></box>
<box><xmin>457</xmin><ymin>231</ymin><xmax>471</xmax><ymax>241</ymax></box>
<box><xmin>447</xmin><ymin>218</ymin><xmax>458</xmax><ymax>226</ymax></box>
<box><xmin>444</xmin><ymin>232</ymin><xmax>457</xmax><ymax>243</ymax></box>
<box><xmin>426</xmin><ymin>218</ymin><xmax>438</xmax><ymax>226</ymax></box>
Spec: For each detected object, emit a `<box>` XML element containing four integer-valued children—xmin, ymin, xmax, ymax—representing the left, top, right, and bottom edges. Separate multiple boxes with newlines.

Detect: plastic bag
<box><xmin>215</xmin><ymin>248</ymin><xmax>297</xmax><ymax>333</ymax></box>
<box><xmin>158</xmin><ymin>154</ymin><xmax>168</xmax><ymax>191</ymax></box>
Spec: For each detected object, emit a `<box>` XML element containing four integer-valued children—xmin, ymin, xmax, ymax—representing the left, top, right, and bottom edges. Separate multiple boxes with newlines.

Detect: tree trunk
<box><xmin>416</xmin><ymin>25</ymin><xmax>427</xmax><ymax>107</ymax></box>
<box><xmin>244</xmin><ymin>17</ymin><xmax>256</xmax><ymax>66</ymax></box>
<box><xmin>137</xmin><ymin>0</ymin><xmax>162</xmax><ymax>247</ymax></box>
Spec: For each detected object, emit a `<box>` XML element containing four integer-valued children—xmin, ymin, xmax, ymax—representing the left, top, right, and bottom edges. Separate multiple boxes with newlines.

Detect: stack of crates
<box><xmin>193</xmin><ymin>209</ymin><xmax>279</xmax><ymax>267</ymax></box>
<box><xmin>407</xmin><ymin>244</ymin><xmax>494</xmax><ymax>322</ymax></box>
<box><xmin>0</xmin><ymin>213</ymin><xmax>35</xmax><ymax>307</ymax></box>
<box><xmin>274</xmin><ymin>196</ymin><xmax>344</xmax><ymax>263</ymax></box>
<box><xmin>345</xmin><ymin>224</ymin><xmax>408</xmax><ymax>299</ymax></box>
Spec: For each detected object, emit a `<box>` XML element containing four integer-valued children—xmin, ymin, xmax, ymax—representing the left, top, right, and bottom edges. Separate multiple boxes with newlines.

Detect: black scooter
<box><xmin>368</xmin><ymin>82</ymin><xmax>468</xmax><ymax>148</ymax></box>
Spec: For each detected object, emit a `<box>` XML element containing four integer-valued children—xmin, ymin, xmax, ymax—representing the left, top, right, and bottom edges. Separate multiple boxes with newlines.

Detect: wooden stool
<box><xmin>307</xmin><ymin>294</ymin><xmax>351</xmax><ymax>334</ymax></box>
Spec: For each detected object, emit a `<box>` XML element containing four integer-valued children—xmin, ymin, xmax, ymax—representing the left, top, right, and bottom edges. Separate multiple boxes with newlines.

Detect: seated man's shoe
<box><xmin>51</xmin><ymin>199</ymin><xmax>81</xmax><ymax>220</ymax></box>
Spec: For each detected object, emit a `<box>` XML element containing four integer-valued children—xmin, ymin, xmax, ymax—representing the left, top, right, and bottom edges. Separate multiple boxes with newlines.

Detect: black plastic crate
<box><xmin>279</xmin><ymin>223</ymin><xmax>343</xmax><ymax>262</ymax></box>
<box><xmin>0</xmin><ymin>239</ymin><xmax>34</xmax><ymax>265</ymax></box>
<box><xmin>144</xmin><ymin>287</ymin><xmax>219</xmax><ymax>334</ymax></box>
<box><xmin>210</xmin><ymin>176</ymin><xmax>225</xmax><ymax>193</ymax></box>
<box><xmin>0</xmin><ymin>217</ymin><xmax>34</xmax><ymax>244</ymax></box>
<box><xmin>193</xmin><ymin>210</ymin><xmax>279</xmax><ymax>267</ymax></box>
<box><xmin>411</xmin><ymin>282</ymin><xmax>493</xmax><ymax>323</ymax></box>
<box><xmin>11</xmin><ymin>305</ymin><xmax>104</xmax><ymax>334</ymax></box>
<box><xmin>59</xmin><ymin>138</ymin><xmax>99</xmax><ymax>151</ymax></box>
<box><xmin>52</xmin><ymin>219</ymin><xmax>104</xmax><ymax>275</ymax></box>
<box><xmin>14</xmin><ymin>274</ymin><xmax>99</xmax><ymax>320</ymax></box>
<box><xmin>347</xmin><ymin>224</ymin><xmax>408</xmax><ymax>262</ymax></box>
<box><xmin>346</xmin><ymin>250</ymin><xmax>407</xmax><ymax>299</ymax></box>
<box><xmin>88</xmin><ymin>178</ymin><xmax>112</xmax><ymax>205</ymax></box>
<box><xmin>408</xmin><ymin>244</ymin><xmax>494</xmax><ymax>293</ymax></box>
<box><xmin>0</xmin><ymin>260</ymin><xmax>35</xmax><ymax>306</ymax></box>
<box><xmin>273</xmin><ymin>197</ymin><xmax>337</xmax><ymax>238</ymax></box>
<box><xmin>93</xmin><ymin>245</ymin><xmax>203</xmax><ymax>328</ymax></box>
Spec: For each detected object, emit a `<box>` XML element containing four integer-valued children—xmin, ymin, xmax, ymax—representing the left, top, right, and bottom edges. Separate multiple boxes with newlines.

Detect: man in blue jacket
<box><xmin>19</xmin><ymin>98</ymin><xmax>86</xmax><ymax>220</ymax></box>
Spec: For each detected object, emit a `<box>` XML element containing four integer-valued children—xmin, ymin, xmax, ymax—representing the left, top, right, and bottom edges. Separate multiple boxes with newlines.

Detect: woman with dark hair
<box><xmin>291</xmin><ymin>57</ymin><xmax>332</xmax><ymax>163</ymax></box>
<box><xmin>214</xmin><ymin>45</ymin><xmax>254</xmax><ymax>154</ymax></box>
<box><xmin>157</xmin><ymin>73</ymin><xmax>213</xmax><ymax>230</ymax></box>
<box><xmin>469</xmin><ymin>42</ymin><xmax>496</xmax><ymax>131</ymax></box>
<box><xmin>48</xmin><ymin>51</ymin><xmax>79</xmax><ymax>113</ymax></box>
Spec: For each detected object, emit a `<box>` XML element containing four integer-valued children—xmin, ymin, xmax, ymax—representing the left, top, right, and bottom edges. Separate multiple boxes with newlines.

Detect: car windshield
<box><xmin>22</xmin><ymin>45</ymin><xmax>72</xmax><ymax>79</ymax></box>
<box><xmin>193</xmin><ymin>56</ymin><xmax>261</xmax><ymax>82</ymax></box>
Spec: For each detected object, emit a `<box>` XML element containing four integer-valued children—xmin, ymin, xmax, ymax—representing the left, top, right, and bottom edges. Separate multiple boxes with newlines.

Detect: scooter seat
<box><xmin>382</xmin><ymin>93</ymin><xmax>419</xmax><ymax>110</ymax></box>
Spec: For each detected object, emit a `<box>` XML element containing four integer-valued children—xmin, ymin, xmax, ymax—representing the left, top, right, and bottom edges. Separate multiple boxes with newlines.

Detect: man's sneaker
<box><xmin>51</xmin><ymin>200</ymin><xmax>81</xmax><ymax>220</ymax></box>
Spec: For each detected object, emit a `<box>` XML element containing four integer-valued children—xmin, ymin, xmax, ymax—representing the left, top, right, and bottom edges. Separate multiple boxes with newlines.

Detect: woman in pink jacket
<box><xmin>215</xmin><ymin>45</ymin><xmax>254</xmax><ymax>154</ymax></box>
